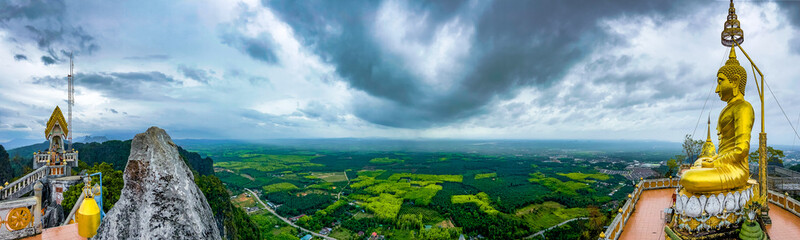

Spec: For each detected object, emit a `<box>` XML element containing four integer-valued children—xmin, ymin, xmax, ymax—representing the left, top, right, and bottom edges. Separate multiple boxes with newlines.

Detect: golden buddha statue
<box><xmin>680</xmin><ymin>47</ymin><xmax>754</xmax><ymax>193</ymax></box>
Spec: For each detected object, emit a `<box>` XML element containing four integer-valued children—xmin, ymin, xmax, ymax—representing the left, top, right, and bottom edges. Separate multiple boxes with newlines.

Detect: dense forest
<box><xmin>4</xmin><ymin>140</ymin><xmax>212</xmax><ymax>176</ymax></box>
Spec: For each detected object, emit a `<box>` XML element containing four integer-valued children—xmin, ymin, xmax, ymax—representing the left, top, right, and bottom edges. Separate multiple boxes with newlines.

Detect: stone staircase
<box><xmin>1</xmin><ymin>165</ymin><xmax>70</xmax><ymax>201</ymax></box>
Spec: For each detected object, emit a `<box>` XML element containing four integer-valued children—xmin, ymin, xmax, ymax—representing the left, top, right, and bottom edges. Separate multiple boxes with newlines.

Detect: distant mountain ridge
<box><xmin>79</xmin><ymin>135</ymin><xmax>109</xmax><ymax>143</ymax></box>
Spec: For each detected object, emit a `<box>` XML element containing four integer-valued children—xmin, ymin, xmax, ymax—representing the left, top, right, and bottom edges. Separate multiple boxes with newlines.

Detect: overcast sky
<box><xmin>1</xmin><ymin>0</ymin><xmax>799</xmax><ymax>147</ymax></box>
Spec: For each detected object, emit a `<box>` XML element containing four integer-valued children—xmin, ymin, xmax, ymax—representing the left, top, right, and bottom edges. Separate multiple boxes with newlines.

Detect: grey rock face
<box><xmin>94</xmin><ymin>127</ymin><xmax>221</xmax><ymax>240</ymax></box>
<box><xmin>43</xmin><ymin>201</ymin><xmax>65</xmax><ymax>228</ymax></box>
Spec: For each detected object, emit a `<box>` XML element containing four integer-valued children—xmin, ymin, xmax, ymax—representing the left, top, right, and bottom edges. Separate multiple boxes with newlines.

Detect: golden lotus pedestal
<box><xmin>666</xmin><ymin>180</ymin><xmax>758</xmax><ymax>239</ymax></box>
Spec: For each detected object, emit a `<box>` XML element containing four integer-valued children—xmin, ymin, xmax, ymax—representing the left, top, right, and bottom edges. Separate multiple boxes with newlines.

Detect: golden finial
<box><xmin>600</xmin><ymin>232</ymin><xmax>605</xmax><ymax>238</ymax></box>
<box><xmin>722</xmin><ymin>0</ymin><xmax>744</xmax><ymax>47</ymax></box>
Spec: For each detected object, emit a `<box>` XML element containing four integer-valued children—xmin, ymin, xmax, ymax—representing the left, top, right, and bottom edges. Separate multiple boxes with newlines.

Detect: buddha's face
<box><xmin>715</xmin><ymin>73</ymin><xmax>737</xmax><ymax>102</ymax></box>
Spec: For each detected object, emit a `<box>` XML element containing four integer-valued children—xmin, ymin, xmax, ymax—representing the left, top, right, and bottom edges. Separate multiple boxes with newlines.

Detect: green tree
<box><xmin>61</xmin><ymin>161</ymin><xmax>124</xmax><ymax>212</ymax></box>
<box><xmin>749</xmin><ymin>146</ymin><xmax>785</xmax><ymax>167</ymax></box>
<box><xmin>682</xmin><ymin>135</ymin><xmax>703</xmax><ymax>166</ymax></box>
<box><xmin>417</xmin><ymin>227</ymin><xmax>460</xmax><ymax>240</ymax></box>
<box><xmin>581</xmin><ymin>206</ymin><xmax>606</xmax><ymax>240</ymax></box>
<box><xmin>196</xmin><ymin>174</ymin><xmax>262</xmax><ymax>240</ymax></box>
<box><xmin>397</xmin><ymin>214</ymin><xmax>423</xmax><ymax>230</ymax></box>
<box><xmin>665</xmin><ymin>158</ymin><xmax>678</xmax><ymax>177</ymax></box>
<box><xmin>790</xmin><ymin>163</ymin><xmax>800</xmax><ymax>172</ymax></box>
<box><xmin>0</xmin><ymin>145</ymin><xmax>13</xmax><ymax>184</ymax></box>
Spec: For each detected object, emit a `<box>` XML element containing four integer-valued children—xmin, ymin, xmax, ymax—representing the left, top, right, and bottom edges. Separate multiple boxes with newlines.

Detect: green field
<box><xmin>558</xmin><ymin>172</ymin><xmax>610</xmax><ymax>182</ymax></box>
<box><xmin>452</xmin><ymin>192</ymin><xmax>499</xmax><ymax>214</ymax></box>
<box><xmin>475</xmin><ymin>172</ymin><xmax>497</xmax><ymax>179</ymax></box>
<box><xmin>516</xmin><ymin>201</ymin><xmax>589</xmax><ymax>232</ymax></box>
<box><xmin>528</xmin><ymin>172</ymin><xmax>590</xmax><ymax>196</ymax></box>
<box><xmin>262</xmin><ymin>182</ymin><xmax>299</xmax><ymax>194</ymax></box>
<box><xmin>195</xmin><ymin>143</ymin><xmax>642</xmax><ymax>239</ymax></box>
<box><xmin>369</xmin><ymin>157</ymin><xmax>404</xmax><ymax>164</ymax></box>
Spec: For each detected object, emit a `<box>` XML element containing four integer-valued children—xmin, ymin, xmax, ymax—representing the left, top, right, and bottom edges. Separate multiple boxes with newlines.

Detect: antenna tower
<box><xmin>68</xmin><ymin>53</ymin><xmax>74</xmax><ymax>150</ymax></box>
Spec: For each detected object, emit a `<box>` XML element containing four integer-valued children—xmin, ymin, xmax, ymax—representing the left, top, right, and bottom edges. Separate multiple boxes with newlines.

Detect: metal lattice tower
<box><xmin>68</xmin><ymin>53</ymin><xmax>74</xmax><ymax>150</ymax></box>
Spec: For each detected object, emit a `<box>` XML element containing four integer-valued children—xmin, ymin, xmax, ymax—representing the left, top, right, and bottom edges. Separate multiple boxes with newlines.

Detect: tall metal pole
<box><xmin>68</xmin><ymin>53</ymin><xmax>74</xmax><ymax>150</ymax></box>
<box><xmin>732</xmin><ymin>40</ymin><xmax>769</xmax><ymax>219</ymax></box>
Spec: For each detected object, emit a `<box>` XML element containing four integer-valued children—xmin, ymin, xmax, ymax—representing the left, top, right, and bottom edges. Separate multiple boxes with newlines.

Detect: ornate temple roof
<box><xmin>45</xmin><ymin>106</ymin><xmax>68</xmax><ymax>138</ymax></box>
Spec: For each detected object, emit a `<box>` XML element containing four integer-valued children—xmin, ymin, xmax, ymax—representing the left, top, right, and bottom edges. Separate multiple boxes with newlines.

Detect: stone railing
<box><xmin>767</xmin><ymin>190</ymin><xmax>800</xmax><ymax>218</ymax></box>
<box><xmin>0</xmin><ymin>166</ymin><xmax>48</xmax><ymax>200</ymax></box>
<box><xmin>33</xmin><ymin>151</ymin><xmax>78</xmax><ymax>169</ymax></box>
<box><xmin>48</xmin><ymin>165</ymin><xmax>69</xmax><ymax>177</ymax></box>
<box><xmin>63</xmin><ymin>152</ymin><xmax>78</xmax><ymax>166</ymax></box>
<box><xmin>0</xmin><ymin>182</ymin><xmax>42</xmax><ymax>239</ymax></box>
<box><xmin>601</xmin><ymin>178</ymin><xmax>679</xmax><ymax>240</ymax></box>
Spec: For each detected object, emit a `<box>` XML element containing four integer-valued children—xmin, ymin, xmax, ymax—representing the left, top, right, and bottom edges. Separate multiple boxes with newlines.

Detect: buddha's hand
<box><xmin>694</xmin><ymin>156</ymin><xmax>714</xmax><ymax>168</ymax></box>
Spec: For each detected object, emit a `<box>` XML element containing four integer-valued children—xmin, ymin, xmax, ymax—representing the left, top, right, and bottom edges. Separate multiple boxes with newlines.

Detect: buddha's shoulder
<box><xmin>730</xmin><ymin>99</ymin><xmax>754</xmax><ymax>113</ymax></box>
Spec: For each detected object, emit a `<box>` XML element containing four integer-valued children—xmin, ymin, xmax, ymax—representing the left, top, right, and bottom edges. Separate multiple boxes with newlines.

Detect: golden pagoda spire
<box><xmin>697</xmin><ymin>115</ymin><xmax>717</xmax><ymax>159</ymax></box>
<box><xmin>706</xmin><ymin>115</ymin><xmax>712</xmax><ymax>143</ymax></box>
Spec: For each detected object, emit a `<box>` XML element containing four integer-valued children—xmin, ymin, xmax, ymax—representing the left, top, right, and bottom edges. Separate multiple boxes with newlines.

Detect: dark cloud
<box><xmin>32</xmin><ymin>71</ymin><xmax>180</xmax><ymax>100</ymax></box>
<box><xmin>218</xmin><ymin>4</ymin><xmax>279</xmax><ymax>64</ymax></box>
<box><xmin>0</xmin><ymin>0</ymin><xmax>99</xmax><ymax>63</ymax></box>
<box><xmin>299</xmin><ymin>101</ymin><xmax>341</xmax><ymax>123</ymax></box>
<box><xmin>178</xmin><ymin>65</ymin><xmax>213</xmax><ymax>84</ymax></box>
<box><xmin>265</xmin><ymin>0</ymin><xmax>694</xmax><ymax>128</ymax></box>
<box><xmin>12</xmin><ymin>123</ymin><xmax>27</xmax><ymax>129</ymax></box>
<box><xmin>108</xmin><ymin>108</ymin><xmax>118</xmax><ymax>114</ymax></box>
<box><xmin>13</xmin><ymin>54</ymin><xmax>27</xmax><ymax>61</ymax></box>
<box><xmin>40</xmin><ymin>55</ymin><xmax>55</xmax><ymax>65</ymax></box>
<box><xmin>124</xmin><ymin>54</ymin><xmax>170</xmax><ymax>61</ymax></box>
<box><xmin>775</xmin><ymin>1</ymin><xmax>800</xmax><ymax>29</ymax></box>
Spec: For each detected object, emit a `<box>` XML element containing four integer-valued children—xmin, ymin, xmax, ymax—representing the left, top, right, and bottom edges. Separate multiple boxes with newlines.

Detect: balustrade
<box><xmin>0</xmin><ymin>183</ymin><xmax>42</xmax><ymax>239</ymax></box>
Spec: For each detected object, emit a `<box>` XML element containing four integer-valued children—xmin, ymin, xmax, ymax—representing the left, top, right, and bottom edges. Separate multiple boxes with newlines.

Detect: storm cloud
<box><xmin>33</xmin><ymin>71</ymin><xmax>181</xmax><ymax>100</ymax></box>
<box><xmin>263</xmin><ymin>0</ymin><xmax>696</xmax><ymax>128</ymax></box>
<box><xmin>0</xmin><ymin>0</ymin><xmax>99</xmax><ymax>62</ymax></box>
<box><xmin>13</xmin><ymin>54</ymin><xmax>27</xmax><ymax>61</ymax></box>
<box><xmin>218</xmin><ymin>4</ymin><xmax>280</xmax><ymax>64</ymax></box>
<box><xmin>2</xmin><ymin>0</ymin><xmax>800</xmax><ymax>145</ymax></box>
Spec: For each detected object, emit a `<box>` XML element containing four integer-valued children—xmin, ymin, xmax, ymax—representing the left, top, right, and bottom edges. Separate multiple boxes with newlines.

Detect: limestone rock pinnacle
<box><xmin>94</xmin><ymin>127</ymin><xmax>221</xmax><ymax>240</ymax></box>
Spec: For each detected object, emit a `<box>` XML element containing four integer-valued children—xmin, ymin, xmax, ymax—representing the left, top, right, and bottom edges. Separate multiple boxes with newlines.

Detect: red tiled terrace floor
<box><xmin>21</xmin><ymin>223</ymin><xmax>86</xmax><ymax>240</ymax></box>
<box><xmin>618</xmin><ymin>188</ymin><xmax>673</xmax><ymax>240</ymax></box>
<box><xmin>617</xmin><ymin>188</ymin><xmax>800</xmax><ymax>240</ymax></box>
<box><xmin>766</xmin><ymin>203</ymin><xmax>800</xmax><ymax>240</ymax></box>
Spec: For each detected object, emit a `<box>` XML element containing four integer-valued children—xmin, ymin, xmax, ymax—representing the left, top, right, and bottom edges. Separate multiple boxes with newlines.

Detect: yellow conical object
<box><xmin>77</xmin><ymin>197</ymin><xmax>101</xmax><ymax>238</ymax></box>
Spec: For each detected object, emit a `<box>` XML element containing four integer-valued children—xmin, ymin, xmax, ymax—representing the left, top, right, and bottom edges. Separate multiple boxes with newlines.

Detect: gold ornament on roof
<box><xmin>45</xmin><ymin>106</ymin><xmax>69</xmax><ymax>138</ymax></box>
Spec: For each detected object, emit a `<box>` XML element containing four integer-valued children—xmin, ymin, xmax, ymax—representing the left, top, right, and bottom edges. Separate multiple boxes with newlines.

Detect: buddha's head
<box><xmin>716</xmin><ymin>48</ymin><xmax>747</xmax><ymax>102</ymax></box>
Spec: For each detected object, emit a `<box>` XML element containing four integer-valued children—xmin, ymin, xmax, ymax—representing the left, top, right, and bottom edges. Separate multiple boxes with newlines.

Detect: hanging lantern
<box><xmin>77</xmin><ymin>179</ymin><xmax>101</xmax><ymax>238</ymax></box>
<box><xmin>721</xmin><ymin>0</ymin><xmax>744</xmax><ymax>47</ymax></box>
